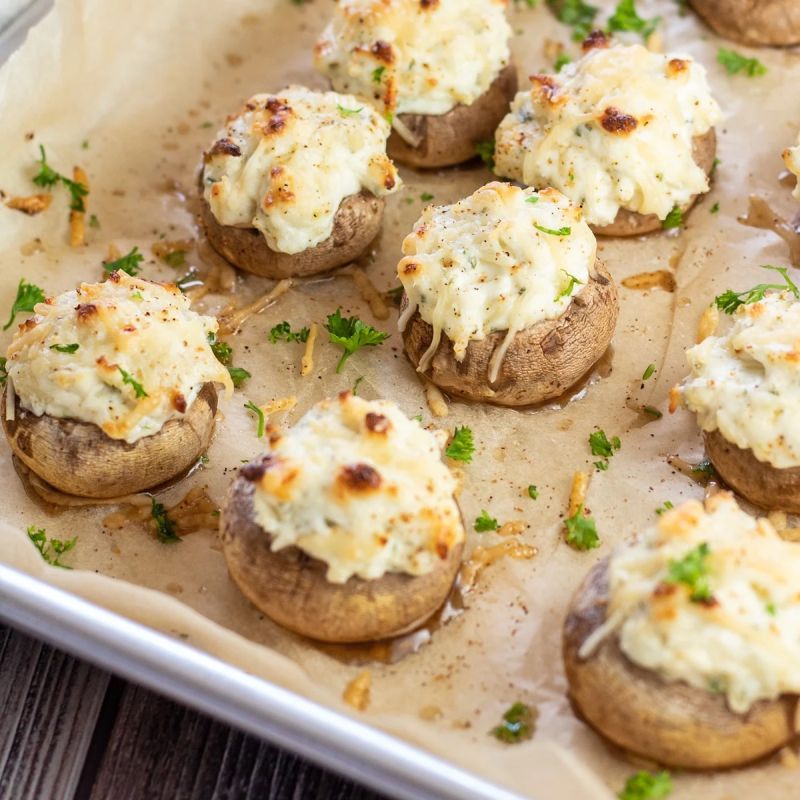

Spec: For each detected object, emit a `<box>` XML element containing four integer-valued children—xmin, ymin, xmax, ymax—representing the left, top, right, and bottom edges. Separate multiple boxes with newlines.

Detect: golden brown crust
<box><xmin>387</xmin><ymin>64</ymin><xmax>519</xmax><ymax>169</ymax></box>
<box><xmin>689</xmin><ymin>0</ymin><xmax>800</xmax><ymax>46</ymax></box>
<box><xmin>220</xmin><ymin>465</ymin><xmax>464</xmax><ymax>643</ymax></box>
<box><xmin>1</xmin><ymin>383</ymin><xmax>217</xmax><ymax>499</ymax></box>
<box><xmin>201</xmin><ymin>191</ymin><xmax>385</xmax><ymax>279</ymax></box>
<box><xmin>401</xmin><ymin>260</ymin><xmax>618</xmax><ymax>407</ymax></box>
<box><xmin>704</xmin><ymin>429</ymin><xmax>800</xmax><ymax>513</ymax></box>
<box><xmin>563</xmin><ymin>559</ymin><xmax>798</xmax><ymax>768</ymax></box>
<box><xmin>591</xmin><ymin>128</ymin><xmax>718</xmax><ymax>237</ymax></box>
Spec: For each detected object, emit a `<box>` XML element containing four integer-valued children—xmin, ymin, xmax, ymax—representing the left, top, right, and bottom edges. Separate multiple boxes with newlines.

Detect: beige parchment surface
<box><xmin>1</xmin><ymin>1</ymin><xmax>799</xmax><ymax>797</ymax></box>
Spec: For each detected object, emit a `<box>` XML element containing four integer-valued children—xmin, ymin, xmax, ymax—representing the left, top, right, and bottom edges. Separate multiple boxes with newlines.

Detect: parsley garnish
<box><xmin>714</xmin><ymin>264</ymin><xmax>799</xmax><ymax>314</ymax></box>
<box><xmin>151</xmin><ymin>497</ymin><xmax>180</xmax><ymax>544</ymax></box>
<box><xmin>27</xmin><ymin>526</ymin><xmax>77</xmax><ymax>568</ymax></box>
<box><xmin>557</xmin><ymin>269</ymin><xmax>583</xmax><ymax>299</ymax></box>
<box><xmin>565</xmin><ymin>506</ymin><xmax>600</xmax><ymax>550</ymax></box>
<box><xmin>608</xmin><ymin>0</ymin><xmax>659</xmax><ymax>39</ymax></box>
<box><xmin>691</xmin><ymin>458</ymin><xmax>716</xmax><ymax>482</ymax></box>
<box><xmin>534</xmin><ymin>223</ymin><xmax>571</xmax><ymax>237</ymax></box>
<box><xmin>666</xmin><ymin>542</ymin><xmax>713</xmax><ymax>602</ymax></box>
<box><xmin>163</xmin><ymin>250</ymin><xmax>186</xmax><ymax>268</ymax></box>
<box><xmin>372</xmin><ymin>66</ymin><xmax>386</xmax><ymax>84</ymax></box>
<box><xmin>118</xmin><ymin>367</ymin><xmax>148</xmax><ymax>398</ymax></box>
<box><xmin>208</xmin><ymin>333</ymin><xmax>249</xmax><ymax>388</ymax></box>
<box><xmin>475</xmin><ymin>140</ymin><xmax>496</xmax><ymax>171</ymax></box>
<box><xmin>710</xmin><ymin>202</ymin><xmax>720</xmax><ymax>214</ymax></box>
<box><xmin>32</xmin><ymin>145</ymin><xmax>88</xmax><ymax>212</ymax></box>
<box><xmin>352</xmin><ymin>375</ymin><xmax>365</xmax><ymax>395</ymax></box>
<box><xmin>0</xmin><ymin>357</ymin><xmax>7</xmax><ymax>387</ymax></box>
<box><xmin>89</xmin><ymin>213</ymin><xmax>101</xmax><ymax>228</ymax></box>
<box><xmin>554</xmin><ymin>53</ymin><xmax>572</xmax><ymax>72</ymax></box>
<box><xmin>527</xmin><ymin>485</ymin><xmax>539</xmax><ymax>500</ymax></box>
<box><xmin>642</xmin><ymin>405</ymin><xmax>662</xmax><ymax>419</ymax></box>
<box><xmin>490</xmin><ymin>702</ymin><xmax>536</xmax><ymax>744</ymax></box>
<box><xmin>618</xmin><ymin>770</ymin><xmax>673</xmax><ymax>800</ymax></box>
<box><xmin>717</xmin><ymin>48</ymin><xmax>766</xmax><ymax>77</ymax></box>
<box><xmin>50</xmin><ymin>343</ymin><xmax>80</xmax><ymax>353</ymax></box>
<box><xmin>104</xmin><ymin>246</ymin><xmax>144</xmax><ymax>276</ymax></box>
<box><xmin>269</xmin><ymin>321</ymin><xmax>310</xmax><ymax>344</ymax></box>
<box><xmin>655</xmin><ymin>500</ymin><xmax>674</xmax><ymax>516</ymax></box>
<box><xmin>3</xmin><ymin>278</ymin><xmax>46</xmax><ymax>330</ymax></box>
<box><xmin>420</xmin><ymin>192</ymin><xmax>434</xmax><ymax>202</ymax></box>
<box><xmin>474</xmin><ymin>510</ymin><xmax>499</xmax><ymax>532</ymax></box>
<box><xmin>445</xmin><ymin>425</ymin><xmax>475</xmax><ymax>463</ymax></box>
<box><xmin>661</xmin><ymin>206</ymin><xmax>683</xmax><ymax>230</ymax></box>
<box><xmin>325</xmin><ymin>309</ymin><xmax>389</xmax><ymax>373</ymax></box>
<box><xmin>642</xmin><ymin>363</ymin><xmax>656</xmax><ymax>381</ymax></box>
<box><xmin>245</xmin><ymin>400</ymin><xmax>266</xmax><ymax>438</ymax></box>
<box><xmin>337</xmin><ymin>104</ymin><xmax>363</xmax><ymax>117</ymax></box>
<box><xmin>766</xmin><ymin>601</ymin><xmax>777</xmax><ymax>616</ymax></box>
<box><xmin>589</xmin><ymin>429</ymin><xmax>621</xmax><ymax>470</ymax></box>
<box><xmin>227</xmin><ymin>366</ymin><xmax>251</xmax><ymax>388</ymax></box>
<box><xmin>547</xmin><ymin>0</ymin><xmax>598</xmax><ymax>41</ymax></box>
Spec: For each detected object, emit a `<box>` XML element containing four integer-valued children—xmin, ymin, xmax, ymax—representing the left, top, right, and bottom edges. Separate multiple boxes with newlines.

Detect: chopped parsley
<box><xmin>445</xmin><ymin>425</ymin><xmax>474</xmax><ymax>463</ymax></box>
<box><xmin>325</xmin><ymin>309</ymin><xmax>389</xmax><ymax>373</ymax></box>
<box><xmin>607</xmin><ymin>0</ymin><xmax>659</xmax><ymax>39</ymax></box>
<box><xmin>527</xmin><ymin>484</ymin><xmax>539</xmax><ymax>500</ymax></box>
<box><xmin>420</xmin><ymin>192</ymin><xmax>434</xmax><ymax>202</ymax></box>
<box><xmin>655</xmin><ymin>500</ymin><xmax>674</xmax><ymax>516</ymax></box>
<box><xmin>245</xmin><ymin>400</ymin><xmax>266</xmax><ymax>438</ymax></box>
<box><xmin>717</xmin><ymin>48</ymin><xmax>767</xmax><ymax>77</ymax></box>
<box><xmin>534</xmin><ymin>223</ymin><xmax>571</xmax><ymax>237</ymax></box>
<box><xmin>714</xmin><ymin>264</ymin><xmax>800</xmax><ymax>314</ymax></box>
<box><xmin>352</xmin><ymin>375</ymin><xmax>365</xmax><ymax>395</ymax></box>
<box><xmin>490</xmin><ymin>702</ymin><xmax>536</xmax><ymax>744</ymax></box>
<box><xmin>372</xmin><ymin>66</ymin><xmax>386</xmax><ymax>83</ymax></box>
<box><xmin>661</xmin><ymin>206</ymin><xmax>683</xmax><ymax>230</ymax></box>
<box><xmin>337</xmin><ymin>104</ymin><xmax>363</xmax><ymax>117</ymax></box>
<box><xmin>475</xmin><ymin>140</ymin><xmax>496</xmax><ymax>171</ymax></box>
<box><xmin>208</xmin><ymin>336</ymin><xmax>233</xmax><ymax>365</ymax></box>
<box><xmin>3</xmin><ymin>278</ymin><xmax>46</xmax><ymax>331</ymax></box>
<box><xmin>27</xmin><ymin>526</ymin><xmax>77</xmax><ymax>568</ymax></box>
<box><xmin>557</xmin><ymin>269</ymin><xmax>583</xmax><ymax>299</ymax></box>
<box><xmin>666</xmin><ymin>542</ymin><xmax>713</xmax><ymax>602</ymax></box>
<box><xmin>642</xmin><ymin>405</ymin><xmax>663</xmax><ymax>419</ymax></box>
<box><xmin>104</xmin><ymin>246</ymin><xmax>144</xmax><ymax>276</ymax></box>
<box><xmin>618</xmin><ymin>770</ymin><xmax>673</xmax><ymax>800</ymax></box>
<box><xmin>32</xmin><ymin>145</ymin><xmax>89</xmax><ymax>212</ymax></box>
<box><xmin>710</xmin><ymin>202</ymin><xmax>720</xmax><ymax>214</ymax></box>
<box><xmin>474</xmin><ymin>510</ymin><xmax>500</xmax><ymax>532</ymax></box>
<box><xmin>227</xmin><ymin>366</ymin><xmax>251</xmax><ymax>388</ymax></box>
<box><xmin>151</xmin><ymin>497</ymin><xmax>180</xmax><ymax>544</ymax></box>
<box><xmin>565</xmin><ymin>506</ymin><xmax>599</xmax><ymax>550</ymax></box>
<box><xmin>547</xmin><ymin>0</ymin><xmax>598</xmax><ymax>41</ymax></box>
<box><xmin>89</xmin><ymin>213</ymin><xmax>101</xmax><ymax>228</ymax></box>
<box><xmin>525</xmin><ymin>195</ymin><xmax>540</xmax><ymax>204</ymax></box>
<box><xmin>554</xmin><ymin>52</ymin><xmax>572</xmax><ymax>72</ymax></box>
<box><xmin>50</xmin><ymin>343</ymin><xmax>79</xmax><ymax>353</ymax></box>
<box><xmin>118</xmin><ymin>367</ymin><xmax>148</xmax><ymax>398</ymax></box>
<box><xmin>589</xmin><ymin>429</ymin><xmax>621</xmax><ymax>470</ymax></box>
<box><xmin>0</xmin><ymin>357</ymin><xmax>7</xmax><ymax>387</ymax></box>
<box><xmin>691</xmin><ymin>458</ymin><xmax>716</xmax><ymax>482</ymax></box>
<box><xmin>269</xmin><ymin>320</ymin><xmax>310</xmax><ymax>344</ymax></box>
<box><xmin>642</xmin><ymin>363</ymin><xmax>656</xmax><ymax>381</ymax></box>
<box><xmin>766</xmin><ymin>601</ymin><xmax>777</xmax><ymax>617</ymax></box>
<box><xmin>163</xmin><ymin>250</ymin><xmax>186</xmax><ymax>268</ymax></box>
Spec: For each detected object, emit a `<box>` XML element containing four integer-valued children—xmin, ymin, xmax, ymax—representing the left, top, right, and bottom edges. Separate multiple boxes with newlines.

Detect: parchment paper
<box><xmin>1</xmin><ymin>1</ymin><xmax>799</xmax><ymax>797</ymax></box>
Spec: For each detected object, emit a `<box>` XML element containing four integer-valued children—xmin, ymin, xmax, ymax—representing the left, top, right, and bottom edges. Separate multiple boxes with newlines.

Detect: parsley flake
<box><xmin>104</xmin><ymin>246</ymin><xmax>144</xmax><ymax>276</ymax></box>
<box><xmin>642</xmin><ymin>363</ymin><xmax>656</xmax><ymax>381</ymax></box>
<box><xmin>372</xmin><ymin>66</ymin><xmax>386</xmax><ymax>84</ymax></box>
<box><xmin>666</xmin><ymin>542</ymin><xmax>713</xmax><ymax>602</ymax></box>
<box><xmin>589</xmin><ymin>429</ymin><xmax>621</xmax><ymax>470</ymax></box>
<box><xmin>475</xmin><ymin>140</ymin><xmax>496</xmax><ymax>171</ymax></box>
<box><xmin>608</xmin><ymin>0</ymin><xmax>659</xmax><ymax>39</ymax></box>
<box><xmin>655</xmin><ymin>500</ymin><xmax>674</xmax><ymax>516</ymax></box>
<box><xmin>661</xmin><ymin>206</ymin><xmax>683</xmax><ymax>230</ymax></box>
<box><xmin>50</xmin><ymin>343</ymin><xmax>80</xmax><ymax>353</ymax></box>
<box><xmin>534</xmin><ymin>223</ymin><xmax>571</xmax><ymax>237</ymax></box>
<box><xmin>269</xmin><ymin>321</ymin><xmax>310</xmax><ymax>344</ymax></box>
<box><xmin>717</xmin><ymin>48</ymin><xmax>766</xmax><ymax>77</ymax></box>
<box><xmin>0</xmin><ymin>357</ymin><xmax>7</xmax><ymax>387</ymax></box>
<box><xmin>325</xmin><ymin>309</ymin><xmax>389</xmax><ymax>373</ymax></box>
<box><xmin>3</xmin><ymin>278</ymin><xmax>46</xmax><ymax>330</ymax></box>
<box><xmin>337</xmin><ymin>104</ymin><xmax>363</xmax><ymax>118</ymax></box>
<box><xmin>714</xmin><ymin>264</ymin><xmax>799</xmax><ymax>314</ymax></box>
<box><xmin>618</xmin><ymin>770</ymin><xmax>673</xmax><ymax>800</ymax></box>
<box><xmin>118</xmin><ymin>367</ymin><xmax>148</xmax><ymax>398</ymax></box>
<box><xmin>565</xmin><ymin>506</ymin><xmax>600</xmax><ymax>550</ymax></box>
<box><xmin>557</xmin><ymin>269</ymin><xmax>584</xmax><ymax>299</ymax></box>
<box><xmin>474</xmin><ymin>510</ymin><xmax>500</xmax><ymax>532</ymax></box>
<box><xmin>445</xmin><ymin>425</ymin><xmax>475</xmax><ymax>463</ymax></box>
<box><xmin>527</xmin><ymin>484</ymin><xmax>539</xmax><ymax>500</ymax></box>
<box><xmin>27</xmin><ymin>526</ymin><xmax>77</xmax><ymax>568</ymax></box>
<box><xmin>491</xmin><ymin>702</ymin><xmax>536</xmax><ymax>744</ymax></box>
<box><xmin>245</xmin><ymin>400</ymin><xmax>266</xmax><ymax>438</ymax></box>
<box><xmin>151</xmin><ymin>497</ymin><xmax>180</xmax><ymax>544</ymax></box>
<box><xmin>227</xmin><ymin>366</ymin><xmax>251</xmax><ymax>388</ymax></box>
<box><xmin>32</xmin><ymin>145</ymin><xmax>88</xmax><ymax>211</ymax></box>
<box><xmin>547</xmin><ymin>0</ymin><xmax>598</xmax><ymax>41</ymax></box>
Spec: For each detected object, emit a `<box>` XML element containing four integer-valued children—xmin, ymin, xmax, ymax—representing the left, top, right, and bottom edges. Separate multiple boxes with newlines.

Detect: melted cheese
<box><xmin>315</xmin><ymin>0</ymin><xmax>512</xmax><ymax>117</ymax></box>
<box><xmin>494</xmin><ymin>44</ymin><xmax>721</xmax><ymax>227</ymax></box>
<box><xmin>785</xmin><ymin>135</ymin><xmax>800</xmax><ymax>201</ymax></box>
<box><xmin>6</xmin><ymin>273</ymin><xmax>232</xmax><ymax>444</ymax></box>
<box><xmin>681</xmin><ymin>292</ymin><xmax>800</xmax><ymax>469</ymax></box>
<box><xmin>202</xmin><ymin>86</ymin><xmax>399</xmax><ymax>255</ymax></box>
<box><xmin>397</xmin><ymin>182</ymin><xmax>595</xmax><ymax>376</ymax></box>
<box><xmin>251</xmin><ymin>393</ymin><xmax>464</xmax><ymax>583</ymax></box>
<box><xmin>607</xmin><ymin>494</ymin><xmax>800</xmax><ymax>714</ymax></box>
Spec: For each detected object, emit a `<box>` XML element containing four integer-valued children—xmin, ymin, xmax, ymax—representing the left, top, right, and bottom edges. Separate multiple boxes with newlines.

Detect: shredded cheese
<box><xmin>784</xmin><ymin>134</ymin><xmax>800</xmax><ymax>201</ymax></box>
<box><xmin>342</xmin><ymin>669</ymin><xmax>371</xmax><ymax>711</ymax></box>
<box><xmin>69</xmin><ymin>166</ymin><xmax>88</xmax><ymax>247</ymax></box>
<box><xmin>301</xmin><ymin>322</ymin><xmax>318</xmax><ymax>377</ymax></box>
<box><xmin>424</xmin><ymin>381</ymin><xmax>448</xmax><ymax>418</ymax></box>
<box><xmin>348</xmin><ymin>268</ymin><xmax>389</xmax><ymax>321</ymax></box>
<box><xmin>217</xmin><ymin>279</ymin><xmax>292</xmax><ymax>335</ymax></box>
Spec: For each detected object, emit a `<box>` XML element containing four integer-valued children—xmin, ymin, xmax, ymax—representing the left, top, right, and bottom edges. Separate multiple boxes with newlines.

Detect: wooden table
<box><xmin>0</xmin><ymin>623</ymin><xmax>388</xmax><ymax>800</ymax></box>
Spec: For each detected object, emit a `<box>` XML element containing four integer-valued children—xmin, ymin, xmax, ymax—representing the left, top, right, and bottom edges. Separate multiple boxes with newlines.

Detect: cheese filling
<box><xmin>202</xmin><ymin>86</ymin><xmax>399</xmax><ymax>255</ymax></box>
<box><xmin>397</xmin><ymin>182</ymin><xmax>596</xmax><ymax>380</ymax></box>
<box><xmin>785</xmin><ymin>135</ymin><xmax>800</xmax><ymax>201</ymax></box>
<box><xmin>5</xmin><ymin>273</ymin><xmax>232</xmax><ymax>444</ymax></box>
<box><xmin>250</xmin><ymin>393</ymin><xmax>464</xmax><ymax>584</ymax></box>
<box><xmin>604</xmin><ymin>494</ymin><xmax>800</xmax><ymax>714</ymax></box>
<box><xmin>494</xmin><ymin>43</ymin><xmax>721</xmax><ymax>227</ymax></box>
<box><xmin>314</xmin><ymin>0</ymin><xmax>512</xmax><ymax>117</ymax></box>
<box><xmin>681</xmin><ymin>292</ymin><xmax>800</xmax><ymax>469</ymax></box>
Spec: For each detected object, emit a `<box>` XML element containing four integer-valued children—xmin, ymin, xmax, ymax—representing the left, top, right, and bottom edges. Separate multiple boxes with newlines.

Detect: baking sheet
<box><xmin>0</xmin><ymin>1</ymin><xmax>798</xmax><ymax>797</ymax></box>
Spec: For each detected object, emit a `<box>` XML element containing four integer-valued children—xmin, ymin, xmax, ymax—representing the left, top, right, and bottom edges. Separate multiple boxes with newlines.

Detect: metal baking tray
<box><xmin>0</xmin><ymin>8</ymin><xmax>524</xmax><ymax>800</ymax></box>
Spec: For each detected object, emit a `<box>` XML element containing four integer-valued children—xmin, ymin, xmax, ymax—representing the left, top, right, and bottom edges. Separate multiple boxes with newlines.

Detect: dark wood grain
<box><xmin>0</xmin><ymin>625</ymin><xmax>109</xmax><ymax>800</ymax></box>
<box><xmin>0</xmin><ymin>624</ymin><xmax>389</xmax><ymax>800</ymax></box>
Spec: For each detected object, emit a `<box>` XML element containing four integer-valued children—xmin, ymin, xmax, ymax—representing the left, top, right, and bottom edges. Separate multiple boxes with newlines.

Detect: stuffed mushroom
<box><xmin>689</xmin><ymin>0</ymin><xmax>800</xmax><ymax>47</ymax></box>
<box><xmin>564</xmin><ymin>493</ymin><xmax>800</xmax><ymax>769</ymax></box>
<box><xmin>398</xmin><ymin>182</ymin><xmax>618</xmax><ymax>406</ymax></box>
<box><xmin>2</xmin><ymin>272</ymin><xmax>232</xmax><ymax>498</ymax></box>
<box><xmin>494</xmin><ymin>36</ymin><xmax>721</xmax><ymax>236</ymax></box>
<box><xmin>220</xmin><ymin>393</ymin><xmax>465</xmax><ymax>643</ymax></box>
<box><xmin>315</xmin><ymin>0</ymin><xmax>518</xmax><ymax>169</ymax></box>
<box><xmin>677</xmin><ymin>288</ymin><xmax>800</xmax><ymax>512</ymax></box>
<box><xmin>201</xmin><ymin>86</ymin><xmax>400</xmax><ymax>279</ymax></box>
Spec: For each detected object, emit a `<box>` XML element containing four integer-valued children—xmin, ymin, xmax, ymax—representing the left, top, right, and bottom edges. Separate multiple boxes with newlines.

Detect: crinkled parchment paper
<box><xmin>1</xmin><ymin>1</ymin><xmax>799</xmax><ymax>797</ymax></box>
